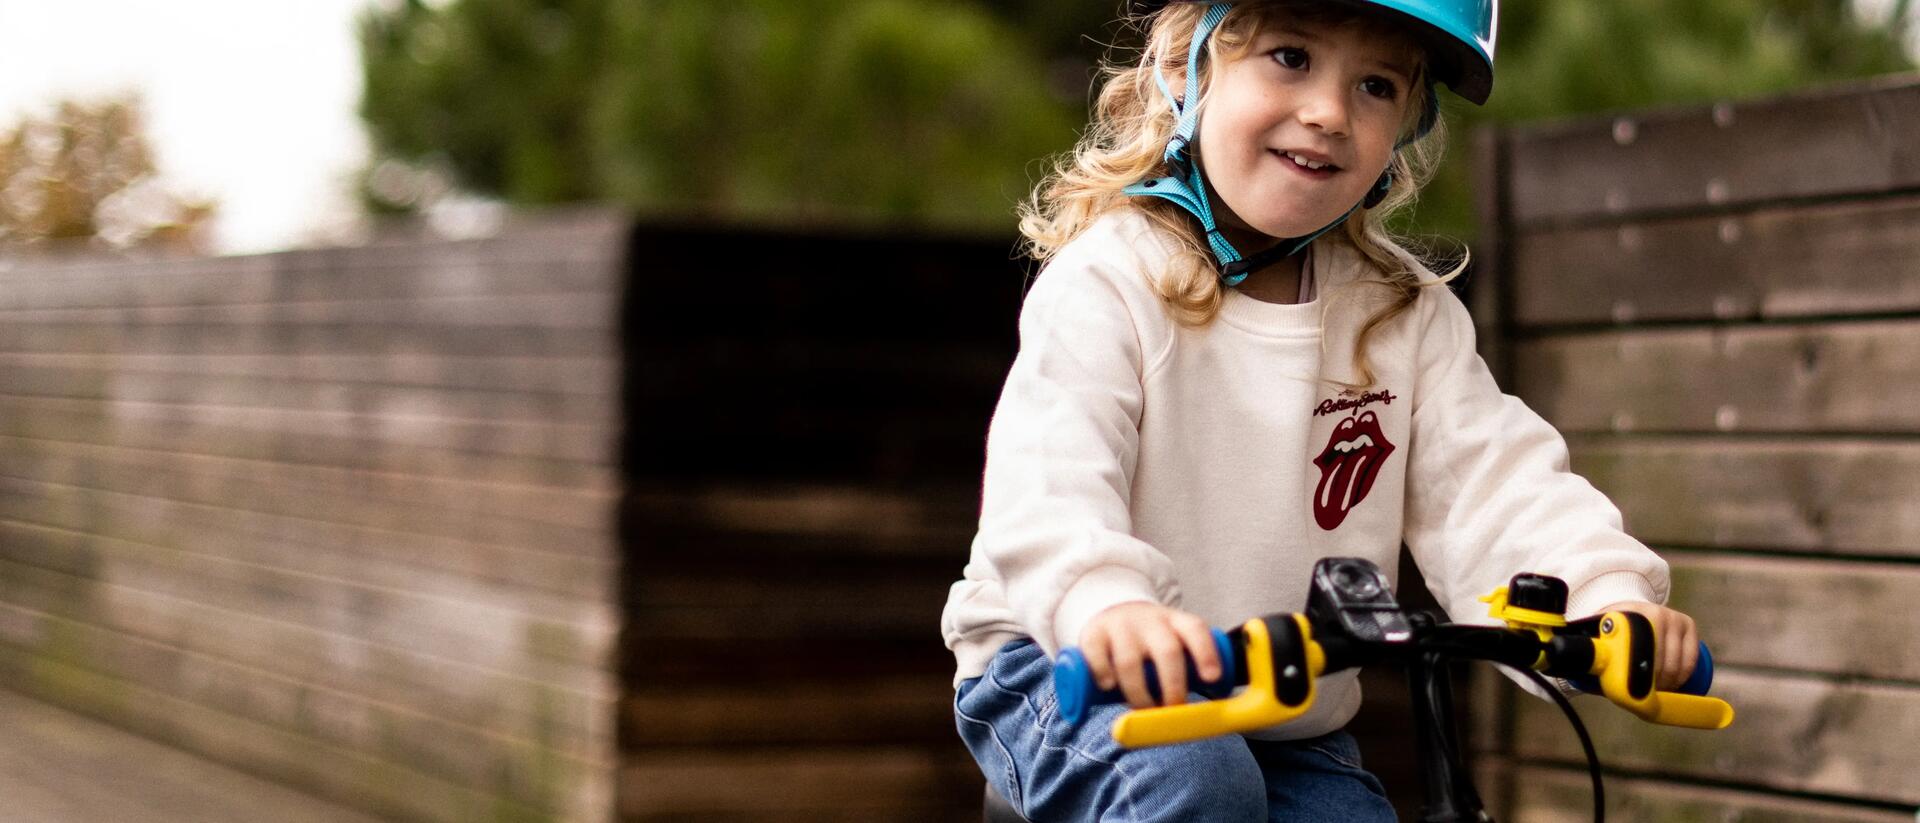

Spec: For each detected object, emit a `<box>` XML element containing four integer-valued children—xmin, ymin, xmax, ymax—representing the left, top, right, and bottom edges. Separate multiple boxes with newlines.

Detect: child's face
<box><xmin>1195</xmin><ymin>14</ymin><xmax>1420</xmax><ymax>247</ymax></box>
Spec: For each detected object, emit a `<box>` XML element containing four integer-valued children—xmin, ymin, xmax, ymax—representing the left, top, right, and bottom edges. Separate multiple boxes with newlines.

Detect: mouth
<box><xmin>1272</xmin><ymin>149</ymin><xmax>1342</xmax><ymax>179</ymax></box>
<box><xmin>1312</xmin><ymin>411</ymin><xmax>1394</xmax><ymax>530</ymax></box>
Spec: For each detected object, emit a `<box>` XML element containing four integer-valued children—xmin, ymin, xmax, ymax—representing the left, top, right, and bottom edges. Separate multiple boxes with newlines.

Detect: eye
<box><xmin>1360</xmin><ymin>76</ymin><xmax>1399</xmax><ymax>100</ymax></box>
<box><xmin>1271</xmin><ymin>46</ymin><xmax>1309</xmax><ymax>70</ymax></box>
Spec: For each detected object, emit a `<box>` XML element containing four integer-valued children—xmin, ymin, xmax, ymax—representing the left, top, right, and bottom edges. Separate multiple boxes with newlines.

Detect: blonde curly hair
<box><xmin>1017</xmin><ymin>0</ymin><xmax>1463</xmax><ymax>387</ymax></box>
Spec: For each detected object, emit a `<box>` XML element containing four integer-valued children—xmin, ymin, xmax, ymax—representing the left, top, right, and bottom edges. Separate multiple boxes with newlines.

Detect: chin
<box><xmin>1247</xmin><ymin>211</ymin><xmax>1352</xmax><ymax>241</ymax></box>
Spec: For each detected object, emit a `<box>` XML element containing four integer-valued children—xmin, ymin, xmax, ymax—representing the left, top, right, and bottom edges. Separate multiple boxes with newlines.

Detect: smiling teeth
<box><xmin>1286</xmin><ymin>152</ymin><xmax>1330</xmax><ymax>170</ymax></box>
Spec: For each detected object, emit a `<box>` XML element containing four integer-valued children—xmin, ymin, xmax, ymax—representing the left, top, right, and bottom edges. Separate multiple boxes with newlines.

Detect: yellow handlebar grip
<box><xmin>1111</xmin><ymin>614</ymin><xmax>1325</xmax><ymax>748</ymax></box>
<box><xmin>1644</xmin><ymin>692</ymin><xmax>1735</xmax><ymax>730</ymax></box>
<box><xmin>1588</xmin><ymin>611</ymin><xmax>1735</xmax><ymax>730</ymax></box>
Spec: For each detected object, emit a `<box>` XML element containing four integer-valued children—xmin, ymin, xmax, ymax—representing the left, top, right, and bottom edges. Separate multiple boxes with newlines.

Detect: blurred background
<box><xmin>0</xmin><ymin>1</ymin><xmax>1916</xmax><ymax>822</ymax></box>
<box><xmin>3</xmin><ymin>0</ymin><xmax>1914</xmax><ymax>255</ymax></box>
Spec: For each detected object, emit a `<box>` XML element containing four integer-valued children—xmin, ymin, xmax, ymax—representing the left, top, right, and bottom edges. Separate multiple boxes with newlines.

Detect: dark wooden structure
<box><xmin>1469</xmin><ymin>75</ymin><xmax>1920</xmax><ymax>821</ymax></box>
<box><xmin>615</xmin><ymin>223</ymin><xmax>1027</xmax><ymax>820</ymax></box>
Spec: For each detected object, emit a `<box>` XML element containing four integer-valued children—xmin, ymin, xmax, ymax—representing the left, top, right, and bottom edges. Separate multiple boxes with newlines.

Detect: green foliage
<box><xmin>357</xmin><ymin>0</ymin><xmax>1914</xmax><ymax>237</ymax></box>
<box><xmin>359</xmin><ymin>0</ymin><xmax>1080</xmax><ymax>230</ymax></box>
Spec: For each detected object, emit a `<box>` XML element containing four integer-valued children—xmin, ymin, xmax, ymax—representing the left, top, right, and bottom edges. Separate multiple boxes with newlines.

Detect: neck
<box><xmin>1229</xmin><ymin>247</ymin><xmax>1307</xmax><ymax>305</ymax></box>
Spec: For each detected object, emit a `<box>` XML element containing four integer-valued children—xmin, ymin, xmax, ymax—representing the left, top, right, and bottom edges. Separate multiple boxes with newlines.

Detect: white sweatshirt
<box><xmin>939</xmin><ymin>208</ymin><xmax>1668</xmax><ymax>739</ymax></box>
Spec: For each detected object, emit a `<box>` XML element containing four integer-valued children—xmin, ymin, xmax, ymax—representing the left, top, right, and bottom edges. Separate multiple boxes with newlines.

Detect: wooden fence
<box><xmin>1470</xmin><ymin>75</ymin><xmax>1920</xmax><ymax>821</ymax></box>
<box><xmin>0</xmin><ymin>212</ymin><xmax>628</xmax><ymax>823</ymax></box>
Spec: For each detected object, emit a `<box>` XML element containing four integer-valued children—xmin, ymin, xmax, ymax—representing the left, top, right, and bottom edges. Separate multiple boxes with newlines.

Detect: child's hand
<box><xmin>1594</xmin><ymin>601</ymin><xmax>1699</xmax><ymax>692</ymax></box>
<box><xmin>1078</xmin><ymin>601</ymin><xmax>1224</xmax><ymax>709</ymax></box>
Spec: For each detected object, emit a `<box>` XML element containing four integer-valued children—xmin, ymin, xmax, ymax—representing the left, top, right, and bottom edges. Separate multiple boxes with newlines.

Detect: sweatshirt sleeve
<box><xmin>971</xmin><ymin>252</ymin><xmax>1178</xmax><ymax>658</ymax></box>
<box><xmin>1401</xmin><ymin>283</ymin><xmax>1670</xmax><ymax>690</ymax></box>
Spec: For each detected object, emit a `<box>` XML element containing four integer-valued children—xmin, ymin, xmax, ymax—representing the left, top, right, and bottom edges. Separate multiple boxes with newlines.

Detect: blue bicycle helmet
<box><xmin>1124</xmin><ymin>0</ymin><xmax>1499</xmax><ymax>284</ymax></box>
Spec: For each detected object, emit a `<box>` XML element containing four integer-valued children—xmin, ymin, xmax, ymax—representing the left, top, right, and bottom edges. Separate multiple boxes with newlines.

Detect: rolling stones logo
<box><xmin>1312</xmin><ymin>410</ymin><xmax>1395</xmax><ymax>530</ymax></box>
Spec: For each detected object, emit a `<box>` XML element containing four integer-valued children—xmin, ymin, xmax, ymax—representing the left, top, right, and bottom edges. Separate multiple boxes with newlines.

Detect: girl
<box><xmin>940</xmin><ymin>1</ymin><xmax>1699</xmax><ymax>820</ymax></box>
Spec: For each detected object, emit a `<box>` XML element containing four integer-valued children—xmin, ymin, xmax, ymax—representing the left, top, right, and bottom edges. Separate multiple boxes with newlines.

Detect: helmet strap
<box><xmin>1363</xmin><ymin>169</ymin><xmax>1393</xmax><ymax>209</ymax></box>
<box><xmin>1123</xmin><ymin>4</ymin><xmax>1440</xmax><ymax>285</ymax></box>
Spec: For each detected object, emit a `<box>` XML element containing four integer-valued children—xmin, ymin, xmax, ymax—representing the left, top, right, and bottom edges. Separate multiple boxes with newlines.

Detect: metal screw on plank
<box><xmin>1715</xmin><ymin>405</ymin><xmax>1739</xmax><ymax>431</ymax></box>
<box><xmin>1713</xmin><ymin>295</ymin><xmax>1743</xmax><ymax>319</ymax></box>
<box><xmin>1617</xmin><ymin>225</ymin><xmax>1642</xmax><ymax>253</ymax></box>
<box><xmin>1612</xmin><ymin>118</ymin><xmax>1637</xmax><ymax>145</ymax></box>
<box><xmin>1712</xmin><ymin>102</ymin><xmax>1737</xmax><ymax>128</ymax></box>
<box><xmin>1605</xmin><ymin>190</ymin><xmax>1629</xmax><ymax>212</ymax></box>
<box><xmin>1799</xmin><ymin>341</ymin><xmax>1821</xmax><ymax>373</ymax></box>
<box><xmin>1706</xmin><ymin>179</ymin><xmax>1730</xmax><ymax>204</ymax></box>
<box><xmin>1610</xmin><ymin>411</ymin><xmax>1634</xmax><ymax>432</ymax></box>
<box><xmin>1718</xmin><ymin>219</ymin><xmax>1741</xmax><ymax>244</ymax></box>
<box><xmin>1611</xmin><ymin>300</ymin><xmax>1636</xmax><ymax>323</ymax></box>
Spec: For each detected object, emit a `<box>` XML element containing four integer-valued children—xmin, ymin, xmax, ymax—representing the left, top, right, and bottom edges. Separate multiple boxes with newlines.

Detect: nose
<box><xmin>1294</xmin><ymin>77</ymin><xmax>1351</xmax><ymax>138</ymax></box>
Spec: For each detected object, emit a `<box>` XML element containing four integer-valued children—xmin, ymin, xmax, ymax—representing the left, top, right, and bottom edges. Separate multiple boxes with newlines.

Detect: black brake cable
<box><xmin>1509</xmin><ymin>666</ymin><xmax>1604</xmax><ymax>823</ymax></box>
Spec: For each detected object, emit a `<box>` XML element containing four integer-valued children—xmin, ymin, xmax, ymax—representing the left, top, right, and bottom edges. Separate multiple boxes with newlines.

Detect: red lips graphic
<box><xmin>1313</xmin><ymin>410</ymin><xmax>1395</xmax><ymax>530</ymax></box>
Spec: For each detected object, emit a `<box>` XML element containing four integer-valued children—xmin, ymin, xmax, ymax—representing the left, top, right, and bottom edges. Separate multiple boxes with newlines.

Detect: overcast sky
<box><xmin>0</xmin><ymin>0</ymin><xmax>376</xmax><ymax>255</ymax></box>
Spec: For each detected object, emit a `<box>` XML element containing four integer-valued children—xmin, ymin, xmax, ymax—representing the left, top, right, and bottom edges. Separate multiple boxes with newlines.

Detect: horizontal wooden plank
<box><xmin>1506</xmin><ymin>763</ymin><xmax>1914</xmax><ymax>823</ymax></box>
<box><xmin>625</xmin><ymin>483</ymin><xmax>978</xmax><ymax>561</ymax></box>
<box><xmin>0</xmin><ymin>520</ymin><xmax>616</xmax><ymax>670</ymax></box>
<box><xmin>0</xmin><ymin>364</ymin><xmax>615</xmax><ymax>426</ymax></box>
<box><xmin>0</xmin><ymin>256</ymin><xmax>617</xmax><ymax>311</ymax></box>
<box><xmin>623</xmin><ymin>633</ymin><xmax>953</xmax><ymax>684</ymax></box>
<box><xmin>623</xmin><ymin>674</ymin><xmax>956</xmax><ymax>747</ymax></box>
<box><xmin>0</xmin><ymin>322</ymin><xmax>618</xmax><ymax>358</ymax></box>
<box><xmin>1511</xmin><ymin>195</ymin><xmax>1920</xmax><ymax>327</ymax></box>
<box><xmin>0</xmin><ymin>548</ymin><xmax>610</xmax><ymax>702</ymax></box>
<box><xmin>1567</xmin><ymin>437</ymin><xmax>1920</xmax><ymax>558</ymax></box>
<box><xmin>0</xmin><ymin>292</ymin><xmax>617</xmax><ymax>330</ymax></box>
<box><xmin>0</xmin><ymin>601</ymin><xmax>608</xmax><ymax>802</ymax></box>
<box><xmin>0</xmin><ymin>687</ymin><xmax>388</xmax><ymax>823</ymax></box>
<box><xmin>0</xmin><ymin>351</ymin><xmax>618</xmax><ymax>396</ymax></box>
<box><xmin>1512</xmin><ymin>668</ymin><xmax>1920</xmax><ymax>806</ymax></box>
<box><xmin>627</xmin><ymin>226</ymin><xmax>1025</xmax><ymax>347</ymax></box>
<box><xmin>1517</xmin><ymin>320</ymin><xmax>1920</xmax><ymax>434</ymax></box>
<box><xmin>0</xmin><ymin>472</ymin><xmax>611</xmax><ymax>606</ymax></box>
<box><xmin>1665</xmin><ymin>553</ymin><xmax>1920</xmax><ymax>684</ymax></box>
<box><xmin>0</xmin><ymin>396</ymin><xmax>617</xmax><ymax>487</ymax></box>
<box><xmin>0</xmin><ymin>640</ymin><xmax>609</xmax><ymax>823</ymax></box>
<box><xmin>619</xmin><ymin>746</ymin><xmax>978</xmax><ymax>820</ymax></box>
<box><xmin>631</xmin><ymin>406</ymin><xmax>993</xmax><ymax>484</ymax></box>
<box><xmin>0</xmin><ymin>556</ymin><xmax>613</xmax><ymax>742</ymax></box>
<box><xmin>1505</xmin><ymin>77</ymin><xmax>1920</xmax><ymax>226</ymax></box>
<box><xmin>0</xmin><ymin>434</ymin><xmax>616</xmax><ymax>550</ymax></box>
<box><xmin>628</xmin><ymin>571</ymin><xmax>950</xmax><ymax>642</ymax></box>
<box><xmin>0</xmin><ymin>209</ymin><xmax>628</xmax><ymax>283</ymax></box>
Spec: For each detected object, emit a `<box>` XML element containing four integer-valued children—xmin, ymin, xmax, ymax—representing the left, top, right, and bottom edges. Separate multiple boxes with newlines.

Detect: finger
<box><xmin>1657</xmin><ymin>617</ymin><xmax>1685</xmax><ymax>691</ymax></box>
<box><xmin>1669</xmin><ymin>616</ymin><xmax>1698</xmax><ymax>690</ymax></box>
<box><xmin>1679</xmin><ymin>623</ymin><xmax>1700</xmax><ymax>687</ymax></box>
<box><xmin>1656</xmin><ymin>621</ymin><xmax>1678</xmax><ymax>691</ymax></box>
<box><xmin>1110</xmin><ymin>634</ymin><xmax>1154</xmax><ymax>709</ymax></box>
<box><xmin>1082</xmin><ymin>630</ymin><xmax>1115</xmax><ymax>691</ymax></box>
<box><xmin>1172</xmin><ymin>614</ymin><xmax>1222</xmax><ymax>684</ymax></box>
<box><xmin>1146</xmin><ymin>627</ymin><xmax>1189</xmax><ymax>707</ymax></box>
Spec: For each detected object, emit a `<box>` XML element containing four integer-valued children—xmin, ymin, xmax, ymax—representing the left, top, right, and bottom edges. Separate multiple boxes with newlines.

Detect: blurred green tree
<box><xmin>357</xmin><ymin>0</ymin><xmax>1913</xmax><ymax>238</ymax></box>
<box><xmin>358</xmin><ymin>0</ymin><xmax>1081</xmax><ymax>230</ymax></box>
<box><xmin>0</xmin><ymin>94</ymin><xmax>218</xmax><ymax>252</ymax></box>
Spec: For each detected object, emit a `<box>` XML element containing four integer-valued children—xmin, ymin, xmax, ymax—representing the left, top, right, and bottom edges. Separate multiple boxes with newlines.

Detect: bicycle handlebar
<box><xmin>1053</xmin><ymin>565</ymin><xmax>1735</xmax><ymax>747</ymax></box>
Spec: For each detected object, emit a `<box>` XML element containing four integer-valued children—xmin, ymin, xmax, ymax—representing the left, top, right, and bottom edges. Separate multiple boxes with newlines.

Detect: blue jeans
<box><xmin>954</xmin><ymin>638</ymin><xmax>1396</xmax><ymax>823</ymax></box>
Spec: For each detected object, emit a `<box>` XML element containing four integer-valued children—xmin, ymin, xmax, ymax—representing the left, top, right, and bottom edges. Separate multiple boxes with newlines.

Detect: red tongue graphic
<box><xmin>1312</xmin><ymin>411</ymin><xmax>1394</xmax><ymax>531</ymax></box>
<box><xmin>1314</xmin><ymin>450</ymin><xmax>1367</xmax><ymax>530</ymax></box>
